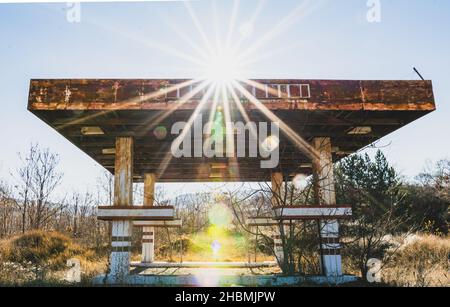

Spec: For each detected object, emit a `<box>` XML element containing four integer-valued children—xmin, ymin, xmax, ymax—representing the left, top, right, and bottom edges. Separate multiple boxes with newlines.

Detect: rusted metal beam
<box><xmin>28</xmin><ymin>79</ymin><xmax>435</xmax><ymax>112</ymax></box>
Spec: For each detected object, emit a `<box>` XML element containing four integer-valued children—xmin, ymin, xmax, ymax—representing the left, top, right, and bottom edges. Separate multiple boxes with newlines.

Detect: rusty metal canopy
<box><xmin>28</xmin><ymin>79</ymin><xmax>436</xmax><ymax>182</ymax></box>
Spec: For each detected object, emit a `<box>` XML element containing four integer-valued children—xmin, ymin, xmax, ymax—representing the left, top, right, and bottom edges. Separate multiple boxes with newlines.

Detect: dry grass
<box><xmin>0</xmin><ymin>230</ymin><xmax>107</xmax><ymax>286</ymax></box>
<box><xmin>1</xmin><ymin>231</ymin><xmax>448</xmax><ymax>287</ymax></box>
<box><xmin>381</xmin><ymin>235</ymin><xmax>450</xmax><ymax>287</ymax></box>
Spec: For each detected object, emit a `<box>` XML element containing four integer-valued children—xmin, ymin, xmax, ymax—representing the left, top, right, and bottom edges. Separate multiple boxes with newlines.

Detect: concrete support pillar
<box><xmin>110</xmin><ymin>137</ymin><xmax>133</xmax><ymax>280</ymax></box>
<box><xmin>312</xmin><ymin>137</ymin><xmax>342</xmax><ymax>277</ymax></box>
<box><xmin>142</xmin><ymin>173</ymin><xmax>156</xmax><ymax>263</ymax></box>
<box><xmin>271</xmin><ymin>172</ymin><xmax>285</xmax><ymax>263</ymax></box>
<box><xmin>271</xmin><ymin>172</ymin><xmax>283</xmax><ymax>207</ymax></box>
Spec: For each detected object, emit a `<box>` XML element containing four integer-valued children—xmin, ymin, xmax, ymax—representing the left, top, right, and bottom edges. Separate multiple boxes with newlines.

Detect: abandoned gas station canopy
<box><xmin>28</xmin><ymin>79</ymin><xmax>435</xmax><ymax>182</ymax></box>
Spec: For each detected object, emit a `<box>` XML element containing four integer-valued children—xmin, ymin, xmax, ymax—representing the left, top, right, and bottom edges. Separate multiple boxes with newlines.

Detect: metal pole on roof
<box><xmin>413</xmin><ymin>67</ymin><xmax>425</xmax><ymax>81</ymax></box>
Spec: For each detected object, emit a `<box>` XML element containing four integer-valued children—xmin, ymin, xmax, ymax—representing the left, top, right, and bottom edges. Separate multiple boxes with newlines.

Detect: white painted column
<box><xmin>312</xmin><ymin>137</ymin><xmax>342</xmax><ymax>277</ymax></box>
<box><xmin>110</xmin><ymin>137</ymin><xmax>133</xmax><ymax>280</ymax></box>
<box><xmin>110</xmin><ymin>220</ymin><xmax>132</xmax><ymax>278</ymax></box>
<box><xmin>142</xmin><ymin>173</ymin><xmax>156</xmax><ymax>263</ymax></box>
<box><xmin>273</xmin><ymin>232</ymin><xmax>285</xmax><ymax>262</ymax></box>
<box><xmin>271</xmin><ymin>172</ymin><xmax>285</xmax><ymax>263</ymax></box>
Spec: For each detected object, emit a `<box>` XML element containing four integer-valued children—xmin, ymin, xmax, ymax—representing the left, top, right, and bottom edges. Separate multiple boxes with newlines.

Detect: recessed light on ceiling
<box><xmin>210</xmin><ymin>163</ymin><xmax>228</xmax><ymax>170</ymax></box>
<box><xmin>81</xmin><ymin>126</ymin><xmax>104</xmax><ymax>136</ymax></box>
<box><xmin>102</xmin><ymin>148</ymin><xmax>115</xmax><ymax>155</ymax></box>
<box><xmin>347</xmin><ymin>126</ymin><xmax>372</xmax><ymax>135</ymax></box>
<box><xmin>209</xmin><ymin>172</ymin><xmax>223</xmax><ymax>178</ymax></box>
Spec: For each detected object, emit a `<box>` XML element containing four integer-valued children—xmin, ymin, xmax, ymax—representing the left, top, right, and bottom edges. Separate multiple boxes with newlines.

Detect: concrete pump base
<box><xmin>130</xmin><ymin>261</ymin><xmax>278</xmax><ymax>269</ymax></box>
<box><xmin>92</xmin><ymin>274</ymin><xmax>359</xmax><ymax>287</ymax></box>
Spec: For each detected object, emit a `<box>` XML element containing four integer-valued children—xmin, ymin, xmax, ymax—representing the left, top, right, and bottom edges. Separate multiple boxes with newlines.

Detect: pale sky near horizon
<box><xmin>0</xmin><ymin>0</ymin><xmax>449</xmax><ymax>198</ymax></box>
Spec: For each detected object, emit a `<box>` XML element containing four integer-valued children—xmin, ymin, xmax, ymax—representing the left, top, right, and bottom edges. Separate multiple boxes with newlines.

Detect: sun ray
<box><xmin>226</xmin><ymin>83</ymin><xmax>258</xmax><ymax>141</ymax></box>
<box><xmin>136</xmin><ymin>79</ymin><xmax>212</xmax><ymax>136</ymax></box>
<box><xmin>201</xmin><ymin>50</ymin><xmax>244</xmax><ymax>84</ymax></box>
<box><xmin>221</xmin><ymin>84</ymin><xmax>235</xmax><ymax>157</ymax></box>
<box><xmin>127</xmin><ymin>79</ymin><xmax>201</xmax><ymax>105</ymax></box>
<box><xmin>56</xmin><ymin>110</ymin><xmax>110</xmax><ymax>132</ymax></box>
<box><xmin>206</xmin><ymin>83</ymin><xmax>222</xmax><ymax>135</ymax></box>
<box><xmin>232</xmin><ymin>79</ymin><xmax>320</xmax><ymax>160</ymax></box>
<box><xmin>88</xmin><ymin>17</ymin><xmax>206</xmax><ymax>67</ymax></box>
<box><xmin>160</xmin><ymin>13</ymin><xmax>210</xmax><ymax>62</ymax></box>
<box><xmin>227</xmin><ymin>83</ymin><xmax>268</xmax><ymax>181</ymax></box>
<box><xmin>155</xmin><ymin>143</ymin><xmax>176</xmax><ymax>180</ymax></box>
<box><xmin>184</xmin><ymin>1</ymin><xmax>215</xmax><ymax>57</ymax></box>
<box><xmin>236</xmin><ymin>0</ymin><xmax>325</xmax><ymax>64</ymax></box>
<box><xmin>156</xmin><ymin>83</ymin><xmax>217</xmax><ymax>179</ymax></box>
<box><xmin>58</xmin><ymin>0</ymin><xmax>331</xmax><ymax>180</ymax></box>
<box><xmin>242</xmin><ymin>78</ymin><xmax>288</xmax><ymax>99</ymax></box>
<box><xmin>225</xmin><ymin>0</ymin><xmax>240</xmax><ymax>50</ymax></box>
<box><xmin>238</xmin><ymin>41</ymin><xmax>303</xmax><ymax>68</ymax></box>
<box><xmin>211</xmin><ymin>0</ymin><xmax>222</xmax><ymax>53</ymax></box>
<box><xmin>173</xmin><ymin>83</ymin><xmax>217</xmax><ymax>147</ymax></box>
<box><xmin>231</xmin><ymin>0</ymin><xmax>267</xmax><ymax>56</ymax></box>
<box><xmin>56</xmin><ymin>79</ymin><xmax>199</xmax><ymax>131</ymax></box>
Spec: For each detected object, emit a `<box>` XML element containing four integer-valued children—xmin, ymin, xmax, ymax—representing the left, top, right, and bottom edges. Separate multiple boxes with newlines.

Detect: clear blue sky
<box><xmin>0</xmin><ymin>0</ymin><xmax>449</xmax><ymax>198</ymax></box>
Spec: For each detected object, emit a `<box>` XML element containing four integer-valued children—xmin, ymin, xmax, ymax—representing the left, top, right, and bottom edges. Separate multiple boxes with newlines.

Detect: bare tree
<box><xmin>226</xmin><ymin>179</ymin><xmax>321</xmax><ymax>275</ymax></box>
<box><xmin>67</xmin><ymin>190</ymin><xmax>95</xmax><ymax>237</ymax></box>
<box><xmin>0</xmin><ymin>181</ymin><xmax>17</xmax><ymax>238</ymax></box>
<box><xmin>175</xmin><ymin>192</ymin><xmax>211</xmax><ymax>233</ymax></box>
<box><xmin>12</xmin><ymin>144</ymin><xmax>64</xmax><ymax>231</ymax></box>
<box><xmin>417</xmin><ymin>159</ymin><xmax>450</xmax><ymax>202</ymax></box>
<box><xmin>96</xmin><ymin>170</ymin><xmax>113</xmax><ymax>205</ymax></box>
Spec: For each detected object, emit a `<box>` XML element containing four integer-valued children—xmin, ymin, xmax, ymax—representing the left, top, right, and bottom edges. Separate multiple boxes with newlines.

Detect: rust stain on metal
<box><xmin>28</xmin><ymin>79</ymin><xmax>435</xmax><ymax>112</ymax></box>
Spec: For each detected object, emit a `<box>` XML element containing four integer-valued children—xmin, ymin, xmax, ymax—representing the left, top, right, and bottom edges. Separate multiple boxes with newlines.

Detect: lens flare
<box><xmin>204</xmin><ymin>49</ymin><xmax>242</xmax><ymax>84</ymax></box>
<box><xmin>153</xmin><ymin>126</ymin><xmax>167</xmax><ymax>140</ymax></box>
<box><xmin>211</xmin><ymin>240</ymin><xmax>222</xmax><ymax>257</ymax></box>
<box><xmin>293</xmin><ymin>174</ymin><xmax>308</xmax><ymax>190</ymax></box>
<box><xmin>208</xmin><ymin>203</ymin><xmax>232</xmax><ymax>227</ymax></box>
<box><xmin>239</xmin><ymin>22</ymin><xmax>254</xmax><ymax>38</ymax></box>
<box><xmin>194</xmin><ymin>269</ymin><xmax>221</xmax><ymax>287</ymax></box>
<box><xmin>261</xmin><ymin>135</ymin><xmax>280</xmax><ymax>152</ymax></box>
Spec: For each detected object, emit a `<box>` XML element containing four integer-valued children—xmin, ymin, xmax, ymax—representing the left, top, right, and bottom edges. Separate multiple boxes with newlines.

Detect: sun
<box><xmin>204</xmin><ymin>48</ymin><xmax>242</xmax><ymax>84</ymax></box>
